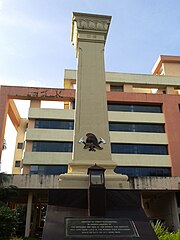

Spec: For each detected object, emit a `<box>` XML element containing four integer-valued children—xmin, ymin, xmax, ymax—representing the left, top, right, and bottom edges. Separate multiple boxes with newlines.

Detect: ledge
<box><xmin>7</xmin><ymin>175</ymin><xmax>180</xmax><ymax>190</ymax></box>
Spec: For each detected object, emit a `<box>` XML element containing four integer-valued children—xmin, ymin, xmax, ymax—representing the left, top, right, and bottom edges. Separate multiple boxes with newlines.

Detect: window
<box><xmin>111</xmin><ymin>143</ymin><xmax>168</xmax><ymax>155</ymax></box>
<box><xmin>15</xmin><ymin>160</ymin><xmax>21</xmax><ymax>167</ymax></box>
<box><xmin>35</xmin><ymin>119</ymin><xmax>74</xmax><ymax>130</ymax></box>
<box><xmin>114</xmin><ymin>166</ymin><xmax>171</xmax><ymax>177</ymax></box>
<box><xmin>30</xmin><ymin>165</ymin><xmax>68</xmax><ymax>175</ymax></box>
<box><xmin>110</xmin><ymin>85</ymin><xmax>123</xmax><ymax>92</ymax></box>
<box><xmin>32</xmin><ymin>142</ymin><xmax>168</xmax><ymax>155</ymax></box>
<box><xmin>32</xmin><ymin>141</ymin><xmax>73</xmax><ymax>152</ymax></box>
<box><xmin>108</xmin><ymin>103</ymin><xmax>162</xmax><ymax>113</ymax></box>
<box><xmin>17</xmin><ymin>142</ymin><xmax>23</xmax><ymax>149</ymax></box>
<box><xmin>109</xmin><ymin>122</ymin><xmax>165</xmax><ymax>133</ymax></box>
<box><xmin>30</xmin><ymin>165</ymin><xmax>38</xmax><ymax>172</ymax></box>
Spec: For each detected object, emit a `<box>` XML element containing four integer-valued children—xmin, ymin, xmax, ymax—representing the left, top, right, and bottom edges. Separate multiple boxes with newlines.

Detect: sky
<box><xmin>1</xmin><ymin>0</ymin><xmax>180</xmax><ymax>172</ymax></box>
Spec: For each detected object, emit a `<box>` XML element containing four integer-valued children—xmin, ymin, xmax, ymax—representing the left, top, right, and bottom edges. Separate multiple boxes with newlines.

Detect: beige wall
<box><xmin>26</xmin><ymin>129</ymin><xmax>167</xmax><ymax>144</ymax></box>
<box><xmin>29</xmin><ymin>108</ymin><xmax>165</xmax><ymax>123</ymax></box>
<box><xmin>110</xmin><ymin>132</ymin><xmax>167</xmax><ymax>144</ymax></box>
<box><xmin>25</xmin><ymin>108</ymin><xmax>168</xmax><ymax>169</ymax></box>
<box><xmin>164</xmin><ymin>63</ymin><xmax>180</xmax><ymax>76</ymax></box>
<box><xmin>112</xmin><ymin>154</ymin><xmax>171</xmax><ymax>167</ymax></box>
<box><xmin>28</xmin><ymin>108</ymin><xmax>74</xmax><ymax>120</ymax></box>
<box><xmin>108</xmin><ymin>111</ymin><xmax>165</xmax><ymax>123</ymax></box>
<box><xmin>124</xmin><ymin>84</ymin><xmax>133</xmax><ymax>92</ymax></box>
<box><xmin>23</xmin><ymin>152</ymin><xmax>72</xmax><ymax>165</ymax></box>
<box><xmin>64</xmin><ymin>69</ymin><xmax>180</xmax><ymax>88</ymax></box>
<box><xmin>26</xmin><ymin>129</ymin><xmax>73</xmax><ymax>142</ymax></box>
<box><xmin>12</xmin><ymin>118</ymin><xmax>27</xmax><ymax>174</ymax></box>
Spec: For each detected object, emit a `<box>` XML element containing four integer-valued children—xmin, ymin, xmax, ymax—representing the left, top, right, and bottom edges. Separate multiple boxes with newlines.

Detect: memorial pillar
<box><xmin>71</xmin><ymin>12</ymin><xmax>113</xmax><ymax>170</ymax></box>
<box><xmin>60</xmin><ymin>12</ymin><xmax>129</xmax><ymax>189</ymax></box>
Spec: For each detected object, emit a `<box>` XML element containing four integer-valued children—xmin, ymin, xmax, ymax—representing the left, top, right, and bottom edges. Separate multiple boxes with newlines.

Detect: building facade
<box><xmin>0</xmin><ymin>12</ymin><xmax>180</xmax><ymax>237</ymax></box>
<box><xmin>13</xmin><ymin>57</ymin><xmax>180</xmax><ymax>178</ymax></box>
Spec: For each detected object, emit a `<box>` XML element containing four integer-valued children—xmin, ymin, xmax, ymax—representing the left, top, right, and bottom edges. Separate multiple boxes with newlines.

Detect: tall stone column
<box><xmin>60</xmin><ymin>12</ymin><xmax>128</xmax><ymax>189</ymax></box>
<box><xmin>71</xmin><ymin>12</ymin><xmax>114</xmax><ymax>171</ymax></box>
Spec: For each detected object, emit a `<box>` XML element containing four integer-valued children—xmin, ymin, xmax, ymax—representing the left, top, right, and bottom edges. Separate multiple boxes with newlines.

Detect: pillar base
<box><xmin>59</xmin><ymin>171</ymin><xmax>129</xmax><ymax>189</ymax></box>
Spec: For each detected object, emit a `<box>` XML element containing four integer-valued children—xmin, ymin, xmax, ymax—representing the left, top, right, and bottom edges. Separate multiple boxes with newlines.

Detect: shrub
<box><xmin>159</xmin><ymin>231</ymin><xmax>180</xmax><ymax>240</ymax></box>
<box><xmin>152</xmin><ymin>220</ymin><xmax>169</xmax><ymax>238</ymax></box>
<box><xmin>152</xmin><ymin>220</ymin><xmax>180</xmax><ymax>240</ymax></box>
<box><xmin>0</xmin><ymin>205</ymin><xmax>18</xmax><ymax>238</ymax></box>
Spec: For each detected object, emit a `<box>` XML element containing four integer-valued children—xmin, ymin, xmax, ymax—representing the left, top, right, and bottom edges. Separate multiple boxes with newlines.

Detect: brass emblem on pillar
<box><xmin>78</xmin><ymin>133</ymin><xmax>106</xmax><ymax>151</ymax></box>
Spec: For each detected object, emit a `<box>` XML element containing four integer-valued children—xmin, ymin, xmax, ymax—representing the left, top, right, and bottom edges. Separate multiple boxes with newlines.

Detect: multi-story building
<box><xmin>0</xmin><ymin>12</ymin><xmax>180</xmax><ymax>238</ymax></box>
<box><xmin>17</xmin><ymin>56</ymin><xmax>180</xmax><ymax>178</ymax></box>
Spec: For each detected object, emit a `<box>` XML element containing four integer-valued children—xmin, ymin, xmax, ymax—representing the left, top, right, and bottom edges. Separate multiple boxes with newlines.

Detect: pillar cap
<box><xmin>71</xmin><ymin>12</ymin><xmax>111</xmax><ymax>55</ymax></box>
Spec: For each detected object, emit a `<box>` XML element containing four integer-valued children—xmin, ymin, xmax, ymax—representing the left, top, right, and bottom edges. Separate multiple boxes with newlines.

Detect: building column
<box><xmin>166</xmin><ymin>86</ymin><xmax>175</xmax><ymax>94</ymax></box>
<box><xmin>25</xmin><ymin>191</ymin><xmax>33</xmax><ymax>237</ymax></box>
<box><xmin>31</xmin><ymin>202</ymin><xmax>38</xmax><ymax>236</ymax></box>
<box><xmin>0</xmin><ymin>90</ymin><xmax>8</xmax><ymax>161</ymax></box>
<box><xmin>123</xmin><ymin>84</ymin><xmax>133</xmax><ymax>92</ymax></box>
<box><xmin>142</xmin><ymin>192</ymin><xmax>180</xmax><ymax>231</ymax></box>
<box><xmin>12</xmin><ymin>118</ymin><xmax>27</xmax><ymax>174</ymax></box>
<box><xmin>171</xmin><ymin>192</ymin><xmax>180</xmax><ymax>231</ymax></box>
